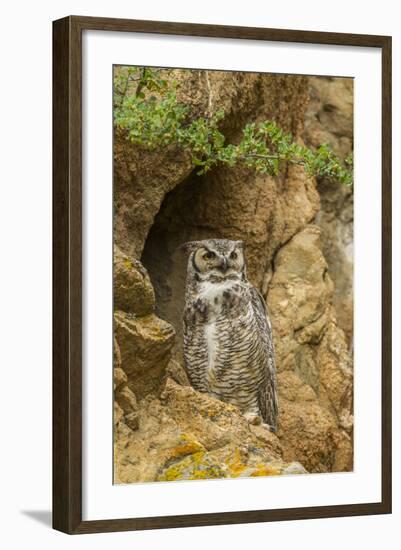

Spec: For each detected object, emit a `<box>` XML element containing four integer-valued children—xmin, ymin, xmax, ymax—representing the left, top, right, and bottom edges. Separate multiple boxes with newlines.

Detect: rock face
<box><xmin>115</xmin><ymin>70</ymin><xmax>311</xmax><ymax>260</ymax></box>
<box><xmin>114</xmin><ymin>246</ymin><xmax>155</xmax><ymax>315</ymax></box>
<box><xmin>113</xmin><ymin>249</ymin><xmax>175</xmax><ymax>401</ymax></box>
<box><xmin>303</xmin><ymin>77</ymin><xmax>354</xmax><ymax>345</ymax></box>
<box><xmin>268</xmin><ymin>226</ymin><xmax>353</xmax><ymax>472</ymax></box>
<box><xmin>115</xmin><ymin>377</ymin><xmax>306</xmax><ymax>484</ymax></box>
<box><xmin>113</xmin><ymin>251</ymin><xmax>307</xmax><ymax>482</ymax></box>
<box><xmin>113</xmin><ymin>69</ymin><xmax>354</xmax><ymax>482</ymax></box>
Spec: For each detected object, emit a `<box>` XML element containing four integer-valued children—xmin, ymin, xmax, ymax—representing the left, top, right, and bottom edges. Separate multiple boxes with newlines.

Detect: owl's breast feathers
<box><xmin>183</xmin><ymin>279</ymin><xmax>278</xmax><ymax>429</ymax></box>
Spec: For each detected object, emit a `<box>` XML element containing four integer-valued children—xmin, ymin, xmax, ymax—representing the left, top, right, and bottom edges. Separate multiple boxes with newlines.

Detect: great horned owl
<box><xmin>181</xmin><ymin>239</ymin><xmax>278</xmax><ymax>431</ymax></box>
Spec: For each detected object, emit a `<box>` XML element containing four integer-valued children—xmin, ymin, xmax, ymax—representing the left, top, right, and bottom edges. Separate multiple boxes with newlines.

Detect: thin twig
<box><xmin>238</xmin><ymin>153</ymin><xmax>305</xmax><ymax>166</ymax></box>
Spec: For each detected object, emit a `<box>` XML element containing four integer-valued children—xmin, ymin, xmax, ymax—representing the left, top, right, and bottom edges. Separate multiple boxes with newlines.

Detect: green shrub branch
<box><xmin>114</xmin><ymin>67</ymin><xmax>353</xmax><ymax>186</ymax></box>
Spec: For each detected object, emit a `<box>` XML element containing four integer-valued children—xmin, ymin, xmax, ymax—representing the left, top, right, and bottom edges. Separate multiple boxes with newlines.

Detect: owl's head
<box><xmin>181</xmin><ymin>239</ymin><xmax>246</xmax><ymax>283</ymax></box>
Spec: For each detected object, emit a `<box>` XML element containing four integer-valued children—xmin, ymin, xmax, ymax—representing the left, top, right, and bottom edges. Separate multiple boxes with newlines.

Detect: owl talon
<box><xmin>261</xmin><ymin>422</ymin><xmax>276</xmax><ymax>433</ymax></box>
<box><xmin>244</xmin><ymin>413</ymin><xmax>262</xmax><ymax>426</ymax></box>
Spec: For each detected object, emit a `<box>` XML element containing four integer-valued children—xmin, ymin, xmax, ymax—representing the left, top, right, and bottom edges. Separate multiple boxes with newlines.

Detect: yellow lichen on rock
<box><xmin>156</xmin><ymin>447</ymin><xmax>306</xmax><ymax>482</ymax></box>
<box><xmin>157</xmin><ymin>452</ymin><xmax>227</xmax><ymax>482</ymax></box>
<box><xmin>165</xmin><ymin>433</ymin><xmax>206</xmax><ymax>461</ymax></box>
<box><xmin>224</xmin><ymin>448</ymin><xmax>249</xmax><ymax>478</ymax></box>
<box><xmin>249</xmin><ymin>464</ymin><xmax>281</xmax><ymax>477</ymax></box>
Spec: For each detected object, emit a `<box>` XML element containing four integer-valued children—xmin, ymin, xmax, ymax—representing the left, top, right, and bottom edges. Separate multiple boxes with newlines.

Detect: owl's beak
<box><xmin>219</xmin><ymin>257</ymin><xmax>229</xmax><ymax>273</ymax></box>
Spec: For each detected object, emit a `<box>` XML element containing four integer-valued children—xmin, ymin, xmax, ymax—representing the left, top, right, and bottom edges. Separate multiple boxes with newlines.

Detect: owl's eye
<box><xmin>230</xmin><ymin>251</ymin><xmax>238</xmax><ymax>260</ymax></box>
<box><xmin>204</xmin><ymin>250</ymin><xmax>216</xmax><ymax>260</ymax></box>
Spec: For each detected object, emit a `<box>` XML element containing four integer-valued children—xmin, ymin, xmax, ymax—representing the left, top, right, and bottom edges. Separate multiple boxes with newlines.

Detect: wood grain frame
<box><xmin>52</xmin><ymin>15</ymin><xmax>392</xmax><ymax>534</ymax></box>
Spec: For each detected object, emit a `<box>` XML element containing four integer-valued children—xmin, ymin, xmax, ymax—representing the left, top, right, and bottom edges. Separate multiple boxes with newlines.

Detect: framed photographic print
<box><xmin>52</xmin><ymin>16</ymin><xmax>392</xmax><ymax>534</ymax></box>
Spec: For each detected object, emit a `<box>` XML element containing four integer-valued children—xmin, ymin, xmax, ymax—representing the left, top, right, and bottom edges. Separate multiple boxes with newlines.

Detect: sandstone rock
<box><xmin>114</xmin><ymin>338</ymin><xmax>127</xmax><ymax>389</ymax></box>
<box><xmin>249</xmin><ymin>424</ymin><xmax>283</xmax><ymax>455</ymax></box>
<box><xmin>159</xmin><ymin>378</ymin><xmax>280</xmax><ymax>454</ymax></box>
<box><xmin>113</xmin><ymin>344</ymin><xmax>141</xmax><ymax>431</ymax></box>
<box><xmin>270</xmin><ymin>226</ymin><xmax>332</xmax><ymax>335</ymax></box>
<box><xmin>157</xmin><ymin>451</ymin><xmax>227</xmax><ymax>482</ymax></box>
<box><xmin>115</xmin><ymin>70</ymin><xmax>311</xmax><ymax>259</ymax></box>
<box><xmin>114</xmin><ymin>310</ymin><xmax>175</xmax><ymax>399</ymax></box>
<box><xmin>125</xmin><ymin>412</ymin><xmax>140</xmax><ymax>431</ymax></box>
<box><xmin>114</xmin><ymin>367</ymin><xmax>127</xmax><ymax>389</ymax></box>
<box><xmin>281</xmin><ymin>462</ymin><xmax>308</xmax><ymax>476</ymax></box>
<box><xmin>278</xmin><ymin>398</ymin><xmax>341</xmax><ymax>473</ymax></box>
<box><xmin>113</xmin><ymin>336</ymin><xmax>122</xmax><ymax>367</ymax></box>
<box><xmin>116</xmin><ymin>385</ymin><xmax>138</xmax><ymax>415</ymax></box>
<box><xmin>114</xmin><ymin>132</ymin><xmax>193</xmax><ymax>260</ymax></box>
<box><xmin>276</xmin><ymin>371</ymin><xmax>317</xmax><ymax>403</ymax></box>
<box><xmin>157</xmin><ymin>448</ymin><xmax>307</xmax><ymax>482</ymax></box>
<box><xmin>304</xmin><ymin>76</ymin><xmax>354</xmax><ymax>345</ymax></box>
<box><xmin>114</xmin><ymin>401</ymin><xmax>124</xmax><ymax>426</ymax></box>
<box><xmin>164</xmin><ymin>359</ymin><xmax>190</xmax><ymax>386</ymax></box>
<box><xmin>114</xmin><ymin>378</ymin><xmax>307</xmax><ymax>484</ymax></box>
<box><xmin>331</xmin><ymin>429</ymin><xmax>353</xmax><ymax>472</ymax></box>
<box><xmin>304</xmin><ymin>77</ymin><xmax>353</xmax><ymax>157</ymax></box>
<box><xmin>268</xmin><ymin>225</ymin><xmax>353</xmax><ymax>472</ymax></box>
<box><xmin>314</xmin><ymin>178</ymin><xmax>353</xmax><ymax>345</ymax></box>
<box><xmin>317</xmin><ymin>320</ymin><xmax>353</xmax><ymax>425</ymax></box>
<box><xmin>114</xmin><ymin>246</ymin><xmax>155</xmax><ymax>315</ymax></box>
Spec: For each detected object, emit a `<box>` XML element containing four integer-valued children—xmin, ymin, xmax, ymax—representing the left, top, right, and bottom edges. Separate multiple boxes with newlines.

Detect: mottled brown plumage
<box><xmin>181</xmin><ymin>239</ymin><xmax>278</xmax><ymax>431</ymax></box>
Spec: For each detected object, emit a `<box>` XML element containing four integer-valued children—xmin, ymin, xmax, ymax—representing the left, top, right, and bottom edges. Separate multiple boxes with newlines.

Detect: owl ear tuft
<box><xmin>235</xmin><ymin>240</ymin><xmax>245</xmax><ymax>250</ymax></box>
<box><xmin>178</xmin><ymin>241</ymin><xmax>202</xmax><ymax>254</ymax></box>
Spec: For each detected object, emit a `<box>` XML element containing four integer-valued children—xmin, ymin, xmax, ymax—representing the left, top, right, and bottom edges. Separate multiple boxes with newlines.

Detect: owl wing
<box><xmin>182</xmin><ymin>301</ymin><xmax>209</xmax><ymax>392</ymax></box>
<box><xmin>250</xmin><ymin>287</ymin><xmax>278</xmax><ymax>431</ymax></box>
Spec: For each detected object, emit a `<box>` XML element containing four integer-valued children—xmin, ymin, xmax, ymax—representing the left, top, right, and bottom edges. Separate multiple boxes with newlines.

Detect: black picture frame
<box><xmin>53</xmin><ymin>15</ymin><xmax>392</xmax><ymax>534</ymax></box>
